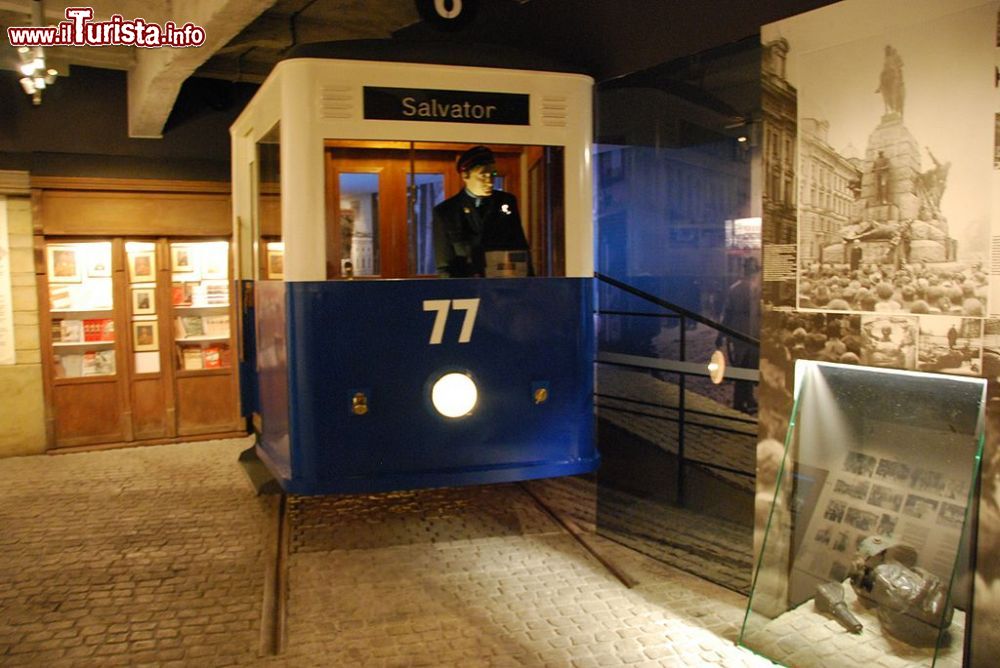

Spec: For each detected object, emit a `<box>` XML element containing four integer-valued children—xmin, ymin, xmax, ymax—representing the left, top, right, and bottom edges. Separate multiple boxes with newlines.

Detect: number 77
<box><xmin>423</xmin><ymin>298</ymin><xmax>480</xmax><ymax>344</ymax></box>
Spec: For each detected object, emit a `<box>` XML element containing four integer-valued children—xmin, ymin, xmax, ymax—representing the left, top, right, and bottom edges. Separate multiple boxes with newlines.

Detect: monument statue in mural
<box><xmin>875</xmin><ymin>45</ymin><xmax>904</xmax><ymax>117</ymax></box>
<box><xmin>826</xmin><ymin>45</ymin><xmax>956</xmax><ymax>269</ymax></box>
<box><xmin>872</xmin><ymin>151</ymin><xmax>891</xmax><ymax>205</ymax></box>
<box><xmin>916</xmin><ymin>147</ymin><xmax>951</xmax><ymax>220</ymax></box>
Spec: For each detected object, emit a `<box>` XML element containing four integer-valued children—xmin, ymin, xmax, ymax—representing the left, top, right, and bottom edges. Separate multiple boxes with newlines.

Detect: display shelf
<box><xmin>175</xmin><ymin>367</ymin><xmax>232</xmax><ymax>378</ymax></box>
<box><xmin>173</xmin><ymin>305</ymin><xmax>230</xmax><ymax>312</ymax></box>
<box><xmin>37</xmin><ymin>186</ymin><xmax>242</xmax><ymax>449</ymax></box>
<box><xmin>176</xmin><ymin>341</ymin><xmax>232</xmax><ymax>371</ymax></box>
<box><xmin>53</xmin><ymin>349</ymin><xmax>117</xmax><ymax>379</ymax></box>
<box><xmin>54</xmin><ymin>341</ymin><xmax>115</xmax><ymax>348</ymax></box>
<box><xmin>51</xmin><ymin>374</ymin><xmax>119</xmax><ymax>385</ymax></box>
<box><xmin>51</xmin><ymin>308</ymin><xmax>114</xmax><ymax>315</ymax></box>
<box><xmin>168</xmin><ymin>240</ymin><xmax>234</xmax><ymax>375</ymax></box>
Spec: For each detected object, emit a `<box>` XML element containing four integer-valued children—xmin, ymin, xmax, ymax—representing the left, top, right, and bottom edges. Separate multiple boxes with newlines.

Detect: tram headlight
<box><xmin>431</xmin><ymin>372</ymin><xmax>478</xmax><ymax>418</ymax></box>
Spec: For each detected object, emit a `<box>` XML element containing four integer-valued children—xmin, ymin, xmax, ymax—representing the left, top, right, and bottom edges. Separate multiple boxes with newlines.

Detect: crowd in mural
<box><xmin>797</xmin><ymin>261</ymin><xmax>987</xmax><ymax>316</ymax></box>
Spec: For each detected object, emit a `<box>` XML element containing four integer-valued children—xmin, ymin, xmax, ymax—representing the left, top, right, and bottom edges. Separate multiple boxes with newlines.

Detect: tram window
<box><xmin>409</xmin><ymin>173</ymin><xmax>446</xmax><ymax>276</ymax></box>
<box><xmin>256</xmin><ymin>125</ymin><xmax>281</xmax><ymax>280</ymax></box>
<box><xmin>338</xmin><ymin>173</ymin><xmax>380</xmax><ymax>277</ymax></box>
<box><xmin>323</xmin><ymin>142</ymin><xmax>563</xmax><ymax>279</ymax></box>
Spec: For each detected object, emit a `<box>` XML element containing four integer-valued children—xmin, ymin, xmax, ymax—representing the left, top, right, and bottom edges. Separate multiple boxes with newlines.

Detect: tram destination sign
<box><xmin>363</xmin><ymin>86</ymin><xmax>529</xmax><ymax>125</ymax></box>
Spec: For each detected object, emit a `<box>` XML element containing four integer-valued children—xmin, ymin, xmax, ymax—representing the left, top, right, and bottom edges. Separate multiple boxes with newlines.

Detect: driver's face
<box><xmin>462</xmin><ymin>164</ymin><xmax>496</xmax><ymax>197</ymax></box>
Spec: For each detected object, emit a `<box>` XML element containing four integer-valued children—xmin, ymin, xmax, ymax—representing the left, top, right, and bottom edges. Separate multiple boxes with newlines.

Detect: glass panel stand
<box><xmin>740</xmin><ymin>360</ymin><xmax>986</xmax><ymax>668</ymax></box>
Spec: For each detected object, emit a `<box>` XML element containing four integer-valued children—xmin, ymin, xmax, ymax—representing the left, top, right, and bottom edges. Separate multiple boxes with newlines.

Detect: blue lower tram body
<box><xmin>247</xmin><ymin>277</ymin><xmax>598</xmax><ymax>495</ymax></box>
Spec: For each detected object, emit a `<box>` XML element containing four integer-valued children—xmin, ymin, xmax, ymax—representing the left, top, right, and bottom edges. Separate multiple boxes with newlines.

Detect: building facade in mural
<box><xmin>798</xmin><ymin>118</ymin><xmax>861</xmax><ymax>267</ymax></box>
<box><xmin>761</xmin><ymin>38</ymin><xmax>798</xmax><ymax>308</ymax></box>
<box><xmin>762</xmin><ymin>38</ymin><xmax>797</xmax><ymax>247</ymax></box>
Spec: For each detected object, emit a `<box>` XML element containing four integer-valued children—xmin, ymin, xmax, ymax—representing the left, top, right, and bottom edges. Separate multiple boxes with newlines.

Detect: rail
<box><xmin>594</xmin><ymin>272</ymin><xmax>760</xmax><ymax>505</ymax></box>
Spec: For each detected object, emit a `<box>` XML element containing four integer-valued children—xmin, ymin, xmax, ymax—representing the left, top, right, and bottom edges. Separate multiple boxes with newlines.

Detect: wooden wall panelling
<box><xmin>51</xmin><ymin>379</ymin><xmax>125</xmax><ymax>447</ymax></box>
<box><xmin>131</xmin><ymin>378</ymin><xmax>170</xmax><ymax>440</ymax></box>
<box><xmin>175</xmin><ymin>371</ymin><xmax>241</xmax><ymax>436</ymax></box>
<box><xmin>157</xmin><ymin>238</ymin><xmax>178</xmax><ymax>437</ymax></box>
<box><xmin>38</xmin><ymin>190</ymin><xmax>231</xmax><ymax>237</ymax></box>
<box><xmin>112</xmin><ymin>238</ymin><xmax>134</xmax><ymax>443</ymax></box>
<box><xmin>35</xmin><ymin>233</ymin><xmax>57</xmax><ymax>447</ymax></box>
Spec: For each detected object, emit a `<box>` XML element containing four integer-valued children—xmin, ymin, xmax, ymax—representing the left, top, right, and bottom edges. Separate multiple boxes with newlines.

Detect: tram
<box><xmin>230</xmin><ymin>45</ymin><xmax>598</xmax><ymax>494</ymax></box>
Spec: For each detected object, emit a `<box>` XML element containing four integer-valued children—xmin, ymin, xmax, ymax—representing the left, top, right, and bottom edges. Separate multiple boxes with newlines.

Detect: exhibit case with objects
<box><xmin>740</xmin><ymin>360</ymin><xmax>986</xmax><ymax>667</ymax></box>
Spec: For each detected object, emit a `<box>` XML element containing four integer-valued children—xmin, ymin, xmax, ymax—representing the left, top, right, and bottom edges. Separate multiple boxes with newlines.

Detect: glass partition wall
<box><xmin>593</xmin><ymin>37</ymin><xmax>762</xmax><ymax>594</ymax></box>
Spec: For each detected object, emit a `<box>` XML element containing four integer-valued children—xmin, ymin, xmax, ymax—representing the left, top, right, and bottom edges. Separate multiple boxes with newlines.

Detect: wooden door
<box><xmin>41</xmin><ymin>239</ymin><xmax>128</xmax><ymax>448</ymax></box>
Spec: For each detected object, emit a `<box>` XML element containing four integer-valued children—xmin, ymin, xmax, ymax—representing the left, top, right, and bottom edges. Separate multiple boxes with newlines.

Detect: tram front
<box><xmin>231</xmin><ymin>47</ymin><xmax>597</xmax><ymax>494</ymax></box>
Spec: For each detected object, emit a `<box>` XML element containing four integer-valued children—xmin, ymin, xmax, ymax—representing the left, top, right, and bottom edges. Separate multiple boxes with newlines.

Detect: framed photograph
<box><xmin>132</xmin><ymin>321</ymin><xmax>159</xmax><ymax>352</ymax></box>
<box><xmin>267</xmin><ymin>249</ymin><xmax>284</xmax><ymax>279</ymax></box>
<box><xmin>87</xmin><ymin>249</ymin><xmax>111</xmax><ymax>277</ymax></box>
<box><xmin>47</xmin><ymin>246</ymin><xmax>82</xmax><ymax>283</ymax></box>
<box><xmin>131</xmin><ymin>287</ymin><xmax>156</xmax><ymax>315</ymax></box>
<box><xmin>128</xmin><ymin>251</ymin><xmax>157</xmax><ymax>283</ymax></box>
<box><xmin>171</xmin><ymin>245</ymin><xmax>194</xmax><ymax>273</ymax></box>
<box><xmin>201</xmin><ymin>245</ymin><xmax>228</xmax><ymax>280</ymax></box>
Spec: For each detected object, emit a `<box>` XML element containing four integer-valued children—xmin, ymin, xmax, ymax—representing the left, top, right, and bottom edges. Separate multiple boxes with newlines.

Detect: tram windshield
<box><xmin>320</xmin><ymin>141</ymin><xmax>564</xmax><ymax>280</ymax></box>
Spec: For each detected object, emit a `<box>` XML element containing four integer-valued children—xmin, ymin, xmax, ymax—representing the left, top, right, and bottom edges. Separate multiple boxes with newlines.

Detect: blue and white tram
<box><xmin>230</xmin><ymin>51</ymin><xmax>598</xmax><ymax>494</ymax></box>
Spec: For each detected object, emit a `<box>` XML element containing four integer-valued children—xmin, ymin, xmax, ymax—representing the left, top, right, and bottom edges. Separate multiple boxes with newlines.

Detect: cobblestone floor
<box><xmin>0</xmin><ymin>437</ymin><xmax>269</xmax><ymax>667</ymax></box>
<box><xmin>0</xmin><ymin>438</ymin><xmax>775</xmax><ymax>667</ymax></box>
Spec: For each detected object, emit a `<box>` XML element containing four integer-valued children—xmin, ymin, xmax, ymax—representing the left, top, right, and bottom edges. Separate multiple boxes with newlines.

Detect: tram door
<box><xmin>324</xmin><ymin>144</ymin><xmax>523</xmax><ymax>279</ymax></box>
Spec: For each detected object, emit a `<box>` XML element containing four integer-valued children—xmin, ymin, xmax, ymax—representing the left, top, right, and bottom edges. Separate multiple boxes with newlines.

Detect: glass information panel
<box><xmin>741</xmin><ymin>360</ymin><xmax>985</xmax><ymax>667</ymax></box>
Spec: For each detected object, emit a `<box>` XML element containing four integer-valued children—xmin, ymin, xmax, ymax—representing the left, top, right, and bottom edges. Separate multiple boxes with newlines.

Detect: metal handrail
<box><xmin>593</xmin><ymin>272</ymin><xmax>761</xmax><ymax>504</ymax></box>
<box><xmin>595</xmin><ymin>271</ymin><xmax>759</xmax><ymax>346</ymax></box>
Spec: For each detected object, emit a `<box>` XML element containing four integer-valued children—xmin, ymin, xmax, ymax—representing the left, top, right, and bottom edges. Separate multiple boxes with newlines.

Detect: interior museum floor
<box><xmin>0</xmin><ymin>437</ymin><xmax>775</xmax><ymax>667</ymax></box>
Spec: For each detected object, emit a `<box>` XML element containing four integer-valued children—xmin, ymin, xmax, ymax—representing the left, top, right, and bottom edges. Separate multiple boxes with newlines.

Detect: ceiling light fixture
<box><xmin>17</xmin><ymin>46</ymin><xmax>56</xmax><ymax>105</ymax></box>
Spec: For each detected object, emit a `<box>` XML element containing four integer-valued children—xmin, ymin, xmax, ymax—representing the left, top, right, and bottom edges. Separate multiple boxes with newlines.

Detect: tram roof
<box><xmin>282</xmin><ymin>39</ymin><xmax>590</xmax><ymax>76</ymax></box>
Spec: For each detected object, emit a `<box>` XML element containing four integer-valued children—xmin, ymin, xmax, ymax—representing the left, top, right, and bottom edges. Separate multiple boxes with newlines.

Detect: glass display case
<box><xmin>42</xmin><ymin>236</ymin><xmax>241</xmax><ymax>449</ymax></box>
<box><xmin>47</xmin><ymin>241</ymin><xmax>116</xmax><ymax>378</ymax></box>
<box><xmin>170</xmin><ymin>241</ymin><xmax>232</xmax><ymax>371</ymax></box>
<box><xmin>740</xmin><ymin>360</ymin><xmax>986</xmax><ymax>667</ymax></box>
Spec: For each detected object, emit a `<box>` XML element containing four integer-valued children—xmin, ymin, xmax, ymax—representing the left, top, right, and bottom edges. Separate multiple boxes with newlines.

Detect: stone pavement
<box><xmin>0</xmin><ymin>438</ymin><xmax>776</xmax><ymax>667</ymax></box>
<box><xmin>596</xmin><ymin>366</ymin><xmax>758</xmax><ymax>494</ymax></box>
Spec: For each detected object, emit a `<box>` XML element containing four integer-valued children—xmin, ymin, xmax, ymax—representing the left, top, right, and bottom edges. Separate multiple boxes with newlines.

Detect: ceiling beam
<box><xmin>126</xmin><ymin>0</ymin><xmax>276</xmax><ymax>138</ymax></box>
